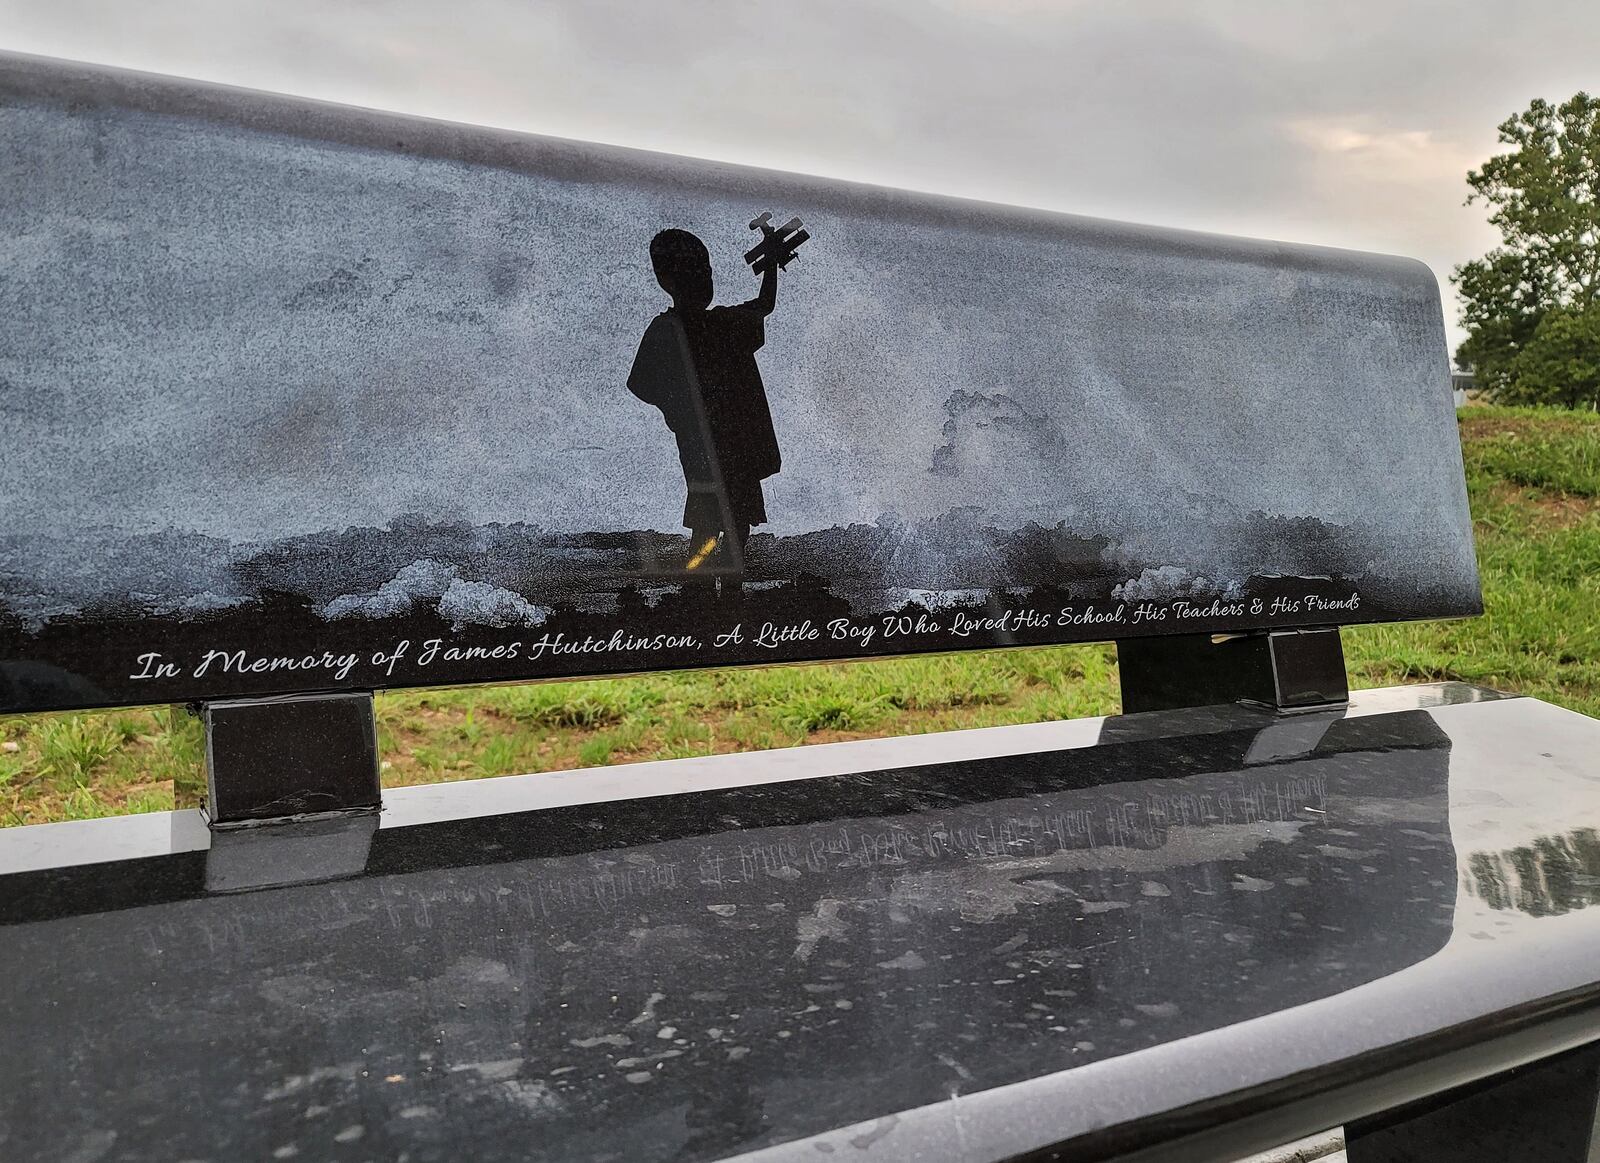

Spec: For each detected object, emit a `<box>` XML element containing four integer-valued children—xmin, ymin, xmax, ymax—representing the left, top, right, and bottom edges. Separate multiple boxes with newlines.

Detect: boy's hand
<box><xmin>751</xmin><ymin>224</ymin><xmax>780</xmax><ymax>276</ymax></box>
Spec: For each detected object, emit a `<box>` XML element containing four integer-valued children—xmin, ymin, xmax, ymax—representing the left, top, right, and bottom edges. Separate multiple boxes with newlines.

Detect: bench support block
<box><xmin>1346</xmin><ymin>1041</ymin><xmax>1600</xmax><ymax>1162</ymax></box>
<box><xmin>200</xmin><ymin>691</ymin><xmax>381</xmax><ymax>828</ymax></box>
<box><xmin>1116</xmin><ymin>628</ymin><xmax>1347</xmax><ymax>714</ymax></box>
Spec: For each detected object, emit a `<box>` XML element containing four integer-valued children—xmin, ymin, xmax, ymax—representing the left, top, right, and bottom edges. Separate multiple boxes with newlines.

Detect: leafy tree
<box><xmin>1452</xmin><ymin>93</ymin><xmax>1600</xmax><ymax>408</ymax></box>
<box><xmin>1510</xmin><ymin>304</ymin><xmax>1600</xmax><ymax>410</ymax></box>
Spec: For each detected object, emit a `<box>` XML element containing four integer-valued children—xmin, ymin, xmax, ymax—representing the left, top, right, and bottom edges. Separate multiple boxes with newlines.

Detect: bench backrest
<box><xmin>0</xmin><ymin>52</ymin><xmax>1480</xmax><ymax>715</ymax></box>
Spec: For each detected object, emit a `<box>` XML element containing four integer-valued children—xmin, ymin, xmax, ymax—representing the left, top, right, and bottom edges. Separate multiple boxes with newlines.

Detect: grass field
<box><xmin>2</xmin><ymin>404</ymin><xmax>1596</xmax><ymax>828</ymax></box>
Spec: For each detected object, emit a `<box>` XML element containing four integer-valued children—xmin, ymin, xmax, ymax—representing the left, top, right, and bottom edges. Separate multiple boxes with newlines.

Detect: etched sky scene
<box><xmin>2</xmin><ymin>65</ymin><xmax>1470</xmax><ymax>571</ymax></box>
<box><xmin>0</xmin><ymin>53</ymin><xmax>1486</xmax><ymax>712</ymax></box>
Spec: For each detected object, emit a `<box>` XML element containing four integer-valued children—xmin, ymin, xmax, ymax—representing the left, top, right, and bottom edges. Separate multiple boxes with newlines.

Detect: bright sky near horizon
<box><xmin>3</xmin><ymin>0</ymin><xmax>1597</xmax><ymax>358</ymax></box>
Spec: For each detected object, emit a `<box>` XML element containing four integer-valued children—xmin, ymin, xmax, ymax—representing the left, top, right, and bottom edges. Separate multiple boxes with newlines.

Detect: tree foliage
<box><xmin>1507</xmin><ymin>304</ymin><xmax>1600</xmax><ymax>409</ymax></box>
<box><xmin>1452</xmin><ymin>93</ymin><xmax>1600</xmax><ymax>409</ymax></box>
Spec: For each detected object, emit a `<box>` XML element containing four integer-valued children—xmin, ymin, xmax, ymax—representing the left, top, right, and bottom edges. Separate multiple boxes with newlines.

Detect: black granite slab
<box><xmin>0</xmin><ymin>51</ymin><xmax>1477</xmax><ymax>714</ymax></box>
<box><xmin>2</xmin><ymin>685</ymin><xmax>1598</xmax><ymax>1162</ymax></box>
<box><xmin>3</xmin><ymin>687</ymin><xmax>1600</xmax><ymax>1158</ymax></box>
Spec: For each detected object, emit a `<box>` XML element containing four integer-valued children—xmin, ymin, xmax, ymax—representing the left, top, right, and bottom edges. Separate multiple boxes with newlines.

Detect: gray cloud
<box><xmin>3</xmin><ymin>1</ymin><xmax>1597</xmax><ymax>356</ymax></box>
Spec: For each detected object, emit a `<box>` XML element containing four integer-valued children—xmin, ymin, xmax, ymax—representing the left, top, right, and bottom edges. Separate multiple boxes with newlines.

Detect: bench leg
<box><xmin>200</xmin><ymin>691</ymin><xmax>381</xmax><ymax>826</ymax></box>
<box><xmin>1116</xmin><ymin>628</ymin><xmax>1347</xmax><ymax>714</ymax></box>
<box><xmin>1345</xmin><ymin>1042</ymin><xmax>1600</xmax><ymax>1162</ymax></box>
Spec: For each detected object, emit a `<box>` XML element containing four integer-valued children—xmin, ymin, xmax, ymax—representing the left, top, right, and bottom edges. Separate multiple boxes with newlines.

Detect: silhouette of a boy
<box><xmin>628</xmin><ymin>229</ymin><xmax>781</xmax><ymax>575</ymax></box>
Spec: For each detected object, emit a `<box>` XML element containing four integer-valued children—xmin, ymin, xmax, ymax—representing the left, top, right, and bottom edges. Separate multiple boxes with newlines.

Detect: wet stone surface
<box><xmin>3</xmin><ymin>691</ymin><xmax>1599</xmax><ymax>1161</ymax></box>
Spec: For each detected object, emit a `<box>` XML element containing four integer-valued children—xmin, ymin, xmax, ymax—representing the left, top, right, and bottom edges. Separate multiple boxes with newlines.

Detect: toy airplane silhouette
<box><xmin>744</xmin><ymin>212</ymin><xmax>810</xmax><ymax>273</ymax></box>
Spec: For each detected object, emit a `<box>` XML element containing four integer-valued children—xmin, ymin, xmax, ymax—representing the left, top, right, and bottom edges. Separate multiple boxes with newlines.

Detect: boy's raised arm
<box><xmin>752</xmin><ymin>257</ymin><xmax>778</xmax><ymax>317</ymax></box>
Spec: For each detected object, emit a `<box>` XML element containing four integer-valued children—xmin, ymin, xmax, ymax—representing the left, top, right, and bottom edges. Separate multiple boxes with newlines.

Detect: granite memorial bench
<box><xmin>4</xmin><ymin>51</ymin><xmax>1600</xmax><ymax>1163</ymax></box>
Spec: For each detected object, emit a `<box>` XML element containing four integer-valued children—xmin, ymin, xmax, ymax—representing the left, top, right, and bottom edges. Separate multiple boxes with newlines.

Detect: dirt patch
<box><xmin>1482</xmin><ymin>479</ymin><xmax>1600</xmax><ymax>528</ymax></box>
<box><xmin>1528</xmin><ymin>491</ymin><xmax>1600</xmax><ymax>527</ymax></box>
<box><xmin>1459</xmin><ymin>413</ymin><xmax>1596</xmax><ymax>441</ymax></box>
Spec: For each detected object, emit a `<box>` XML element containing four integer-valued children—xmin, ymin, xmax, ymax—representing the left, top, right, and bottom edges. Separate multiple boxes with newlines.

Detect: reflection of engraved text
<box><xmin>156</xmin><ymin>771</ymin><xmax>1334</xmax><ymax>959</ymax></box>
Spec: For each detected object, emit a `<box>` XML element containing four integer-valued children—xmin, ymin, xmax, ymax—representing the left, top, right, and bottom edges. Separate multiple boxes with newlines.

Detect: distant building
<box><xmin>1451</xmin><ymin>368</ymin><xmax>1477</xmax><ymax>408</ymax></box>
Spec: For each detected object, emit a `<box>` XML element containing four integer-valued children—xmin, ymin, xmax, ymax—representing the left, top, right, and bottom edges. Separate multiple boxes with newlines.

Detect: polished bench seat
<box><xmin>4</xmin><ymin>683</ymin><xmax>1599</xmax><ymax>1163</ymax></box>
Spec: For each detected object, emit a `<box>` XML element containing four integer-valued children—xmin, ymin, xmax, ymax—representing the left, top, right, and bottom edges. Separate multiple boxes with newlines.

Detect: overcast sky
<box><xmin>3</xmin><ymin>1</ymin><xmax>1598</xmax><ymax>357</ymax></box>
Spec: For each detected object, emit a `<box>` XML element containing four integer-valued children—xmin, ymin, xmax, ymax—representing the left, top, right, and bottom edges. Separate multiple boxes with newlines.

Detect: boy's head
<box><xmin>650</xmin><ymin>229</ymin><xmax>713</xmax><ymax>310</ymax></box>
